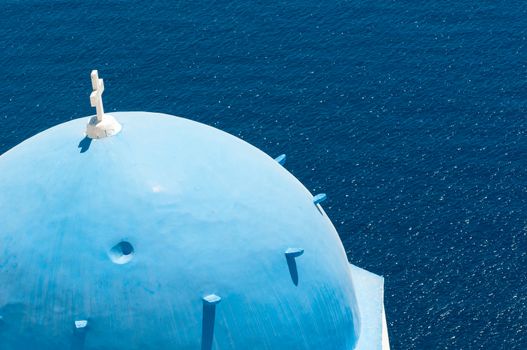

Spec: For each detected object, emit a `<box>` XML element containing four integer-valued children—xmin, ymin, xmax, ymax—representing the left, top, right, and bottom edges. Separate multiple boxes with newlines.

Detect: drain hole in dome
<box><xmin>120</xmin><ymin>242</ymin><xmax>133</xmax><ymax>255</ymax></box>
<box><xmin>109</xmin><ymin>241</ymin><xmax>134</xmax><ymax>264</ymax></box>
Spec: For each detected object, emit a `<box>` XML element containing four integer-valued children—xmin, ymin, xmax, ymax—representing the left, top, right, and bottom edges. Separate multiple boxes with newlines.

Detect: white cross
<box><xmin>90</xmin><ymin>70</ymin><xmax>105</xmax><ymax>122</ymax></box>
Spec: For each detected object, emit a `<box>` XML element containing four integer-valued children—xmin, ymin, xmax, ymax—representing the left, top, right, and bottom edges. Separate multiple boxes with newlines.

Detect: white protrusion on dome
<box><xmin>74</xmin><ymin>320</ymin><xmax>88</xmax><ymax>329</ymax></box>
<box><xmin>86</xmin><ymin>70</ymin><xmax>122</xmax><ymax>139</ymax></box>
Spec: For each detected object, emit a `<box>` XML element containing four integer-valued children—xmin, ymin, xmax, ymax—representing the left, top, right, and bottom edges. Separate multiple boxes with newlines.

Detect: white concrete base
<box><xmin>349</xmin><ymin>264</ymin><xmax>390</xmax><ymax>350</ymax></box>
<box><xmin>86</xmin><ymin>114</ymin><xmax>122</xmax><ymax>139</ymax></box>
<box><xmin>382</xmin><ymin>304</ymin><xmax>391</xmax><ymax>350</ymax></box>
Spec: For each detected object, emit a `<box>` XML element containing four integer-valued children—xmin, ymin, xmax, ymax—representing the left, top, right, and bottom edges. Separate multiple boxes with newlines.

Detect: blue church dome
<box><xmin>0</xmin><ymin>111</ymin><xmax>388</xmax><ymax>349</ymax></box>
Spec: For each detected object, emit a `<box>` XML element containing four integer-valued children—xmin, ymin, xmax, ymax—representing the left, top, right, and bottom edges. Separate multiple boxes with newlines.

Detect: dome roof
<box><xmin>0</xmin><ymin>112</ymin><xmax>360</xmax><ymax>349</ymax></box>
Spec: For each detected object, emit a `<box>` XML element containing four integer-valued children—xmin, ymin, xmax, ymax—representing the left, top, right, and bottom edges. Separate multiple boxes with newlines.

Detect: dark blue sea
<box><xmin>1</xmin><ymin>1</ymin><xmax>526</xmax><ymax>349</ymax></box>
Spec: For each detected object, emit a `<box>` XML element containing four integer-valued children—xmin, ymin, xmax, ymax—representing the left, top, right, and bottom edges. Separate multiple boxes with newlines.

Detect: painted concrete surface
<box><xmin>0</xmin><ymin>112</ymin><xmax>385</xmax><ymax>349</ymax></box>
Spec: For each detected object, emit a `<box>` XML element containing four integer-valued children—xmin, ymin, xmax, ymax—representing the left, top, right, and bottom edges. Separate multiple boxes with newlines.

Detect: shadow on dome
<box><xmin>78</xmin><ymin>136</ymin><xmax>92</xmax><ymax>153</ymax></box>
<box><xmin>201</xmin><ymin>301</ymin><xmax>218</xmax><ymax>350</ymax></box>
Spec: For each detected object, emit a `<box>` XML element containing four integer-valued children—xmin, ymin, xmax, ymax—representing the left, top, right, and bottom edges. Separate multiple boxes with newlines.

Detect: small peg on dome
<box><xmin>203</xmin><ymin>294</ymin><xmax>222</xmax><ymax>305</ymax></box>
<box><xmin>313</xmin><ymin>193</ymin><xmax>327</xmax><ymax>205</ymax></box>
<box><xmin>74</xmin><ymin>320</ymin><xmax>88</xmax><ymax>329</ymax></box>
<box><xmin>285</xmin><ymin>248</ymin><xmax>304</xmax><ymax>286</ymax></box>
<box><xmin>285</xmin><ymin>247</ymin><xmax>304</xmax><ymax>258</ymax></box>
<box><xmin>202</xmin><ymin>294</ymin><xmax>221</xmax><ymax>350</ymax></box>
<box><xmin>72</xmin><ymin>319</ymin><xmax>88</xmax><ymax>348</ymax></box>
<box><xmin>274</xmin><ymin>154</ymin><xmax>286</xmax><ymax>165</ymax></box>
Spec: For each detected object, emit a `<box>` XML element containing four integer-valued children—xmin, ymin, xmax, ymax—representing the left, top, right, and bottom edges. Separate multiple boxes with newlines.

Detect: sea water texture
<box><xmin>0</xmin><ymin>1</ymin><xmax>526</xmax><ymax>349</ymax></box>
